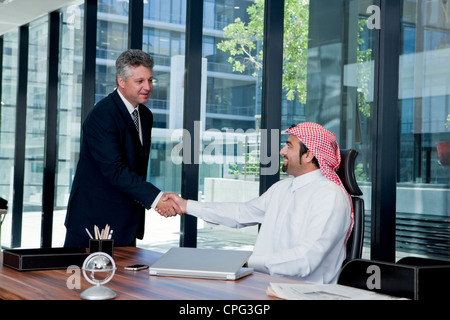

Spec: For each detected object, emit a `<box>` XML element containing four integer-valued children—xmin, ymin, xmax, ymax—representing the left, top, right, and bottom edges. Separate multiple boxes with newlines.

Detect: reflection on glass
<box><xmin>397</xmin><ymin>0</ymin><xmax>450</xmax><ymax>260</ymax></box>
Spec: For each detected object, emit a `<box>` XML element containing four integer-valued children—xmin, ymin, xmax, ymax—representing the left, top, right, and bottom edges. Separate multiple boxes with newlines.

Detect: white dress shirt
<box><xmin>117</xmin><ymin>89</ymin><xmax>142</xmax><ymax>144</ymax></box>
<box><xmin>186</xmin><ymin>169</ymin><xmax>351</xmax><ymax>284</ymax></box>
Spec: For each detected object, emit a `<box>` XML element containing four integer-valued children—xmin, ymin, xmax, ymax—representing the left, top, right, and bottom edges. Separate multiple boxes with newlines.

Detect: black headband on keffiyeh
<box><xmin>285</xmin><ymin>122</ymin><xmax>354</xmax><ymax>241</ymax></box>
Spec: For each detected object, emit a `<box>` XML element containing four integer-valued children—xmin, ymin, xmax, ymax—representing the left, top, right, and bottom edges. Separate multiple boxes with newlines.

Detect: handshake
<box><xmin>155</xmin><ymin>193</ymin><xmax>187</xmax><ymax>217</ymax></box>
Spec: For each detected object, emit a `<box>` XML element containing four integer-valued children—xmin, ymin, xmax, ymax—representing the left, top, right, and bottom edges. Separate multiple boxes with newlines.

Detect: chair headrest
<box><xmin>337</xmin><ymin>149</ymin><xmax>363</xmax><ymax>196</ymax></box>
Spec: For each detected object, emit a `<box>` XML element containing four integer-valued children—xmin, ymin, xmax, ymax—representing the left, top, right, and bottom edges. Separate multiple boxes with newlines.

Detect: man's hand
<box><xmin>155</xmin><ymin>193</ymin><xmax>187</xmax><ymax>217</ymax></box>
<box><xmin>164</xmin><ymin>193</ymin><xmax>187</xmax><ymax>213</ymax></box>
<box><xmin>156</xmin><ymin>193</ymin><xmax>182</xmax><ymax>217</ymax></box>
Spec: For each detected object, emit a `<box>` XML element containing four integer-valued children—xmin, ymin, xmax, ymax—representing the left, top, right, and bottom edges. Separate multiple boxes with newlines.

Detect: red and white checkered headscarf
<box><xmin>285</xmin><ymin>122</ymin><xmax>354</xmax><ymax>241</ymax></box>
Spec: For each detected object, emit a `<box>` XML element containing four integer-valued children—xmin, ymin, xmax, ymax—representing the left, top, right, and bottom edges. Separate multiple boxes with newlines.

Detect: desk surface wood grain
<box><xmin>0</xmin><ymin>246</ymin><xmax>301</xmax><ymax>300</ymax></box>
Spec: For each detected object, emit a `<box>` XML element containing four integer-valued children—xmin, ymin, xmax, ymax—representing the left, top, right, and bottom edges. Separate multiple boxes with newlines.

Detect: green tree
<box><xmin>217</xmin><ymin>0</ymin><xmax>309</xmax><ymax>104</ymax></box>
<box><xmin>356</xmin><ymin>19</ymin><xmax>373</xmax><ymax>118</ymax></box>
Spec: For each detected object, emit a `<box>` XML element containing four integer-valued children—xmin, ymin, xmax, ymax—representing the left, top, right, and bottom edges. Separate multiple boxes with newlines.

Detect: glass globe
<box><xmin>80</xmin><ymin>252</ymin><xmax>117</xmax><ymax>300</ymax></box>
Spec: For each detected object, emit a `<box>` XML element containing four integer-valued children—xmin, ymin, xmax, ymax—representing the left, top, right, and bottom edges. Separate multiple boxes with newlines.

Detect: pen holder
<box><xmin>89</xmin><ymin>239</ymin><xmax>114</xmax><ymax>257</ymax></box>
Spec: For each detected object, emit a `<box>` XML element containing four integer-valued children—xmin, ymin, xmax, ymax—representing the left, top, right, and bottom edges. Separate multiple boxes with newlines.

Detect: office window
<box><xmin>95</xmin><ymin>2</ymin><xmax>128</xmax><ymax>102</ymax></box>
<box><xmin>396</xmin><ymin>0</ymin><xmax>450</xmax><ymax>260</ymax></box>
<box><xmin>52</xmin><ymin>2</ymin><xmax>85</xmax><ymax>247</ymax></box>
<box><xmin>0</xmin><ymin>31</ymin><xmax>18</xmax><ymax>248</ymax></box>
<box><xmin>192</xmin><ymin>0</ymin><xmax>378</xmax><ymax>253</ymax></box>
<box><xmin>280</xmin><ymin>0</ymin><xmax>309</xmax><ymax>130</ymax></box>
<box><xmin>136</xmin><ymin>0</ymin><xmax>188</xmax><ymax>251</ymax></box>
<box><xmin>99</xmin><ymin>0</ymin><xmax>129</xmax><ymax>16</ymax></box>
<box><xmin>20</xmin><ymin>16</ymin><xmax>49</xmax><ymax>247</ymax></box>
<box><xmin>1</xmin><ymin>0</ymin><xmax>445</xmax><ymax>259</ymax></box>
<box><xmin>194</xmin><ymin>0</ymin><xmax>261</xmax><ymax>250</ymax></box>
<box><xmin>305</xmin><ymin>0</ymin><xmax>377</xmax><ymax>258</ymax></box>
<box><xmin>145</xmin><ymin>0</ymin><xmax>186</xmax><ymax>24</ymax></box>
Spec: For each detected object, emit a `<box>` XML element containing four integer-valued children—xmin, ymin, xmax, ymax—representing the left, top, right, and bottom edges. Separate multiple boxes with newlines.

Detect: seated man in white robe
<box><xmin>159</xmin><ymin>122</ymin><xmax>353</xmax><ymax>284</ymax></box>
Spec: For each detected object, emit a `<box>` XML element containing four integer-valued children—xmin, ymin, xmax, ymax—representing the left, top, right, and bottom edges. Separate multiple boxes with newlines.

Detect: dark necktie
<box><xmin>132</xmin><ymin>109</ymin><xmax>140</xmax><ymax>136</ymax></box>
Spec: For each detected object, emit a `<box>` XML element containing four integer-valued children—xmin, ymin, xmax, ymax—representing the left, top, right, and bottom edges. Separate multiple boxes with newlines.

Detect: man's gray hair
<box><xmin>116</xmin><ymin>49</ymin><xmax>154</xmax><ymax>83</ymax></box>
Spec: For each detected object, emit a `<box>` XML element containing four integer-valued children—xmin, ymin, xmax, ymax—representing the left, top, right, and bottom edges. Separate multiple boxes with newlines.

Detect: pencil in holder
<box><xmin>89</xmin><ymin>239</ymin><xmax>114</xmax><ymax>257</ymax></box>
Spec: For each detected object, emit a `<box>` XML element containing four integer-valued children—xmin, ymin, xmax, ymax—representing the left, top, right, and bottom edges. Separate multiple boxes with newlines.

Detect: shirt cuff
<box><xmin>151</xmin><ymin>191</ymin><xmax>164</xmax><ymax>209</ymax></box>
<box><xmin>248</xmin><ymin>254</ymin><xmax>269</xmax><ymax>274</ymax></box>
<box><xmin>186</xmin><ymin>199</ymin><xmax>199</xmax><ymax>213</ymax></box>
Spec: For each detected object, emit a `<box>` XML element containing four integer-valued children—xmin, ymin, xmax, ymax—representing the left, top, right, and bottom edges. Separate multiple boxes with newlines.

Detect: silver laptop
<box><xmin>149</xmin><ymin>247</ymin><xmax>254</xmax><ymax>280</ymax></box>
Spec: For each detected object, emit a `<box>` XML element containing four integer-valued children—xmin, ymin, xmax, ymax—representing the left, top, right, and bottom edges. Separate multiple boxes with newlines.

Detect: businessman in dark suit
<box><xmin>64</xmin><ymin>49</ymin><xmax>180</xmax><ymax>248</ymax></box>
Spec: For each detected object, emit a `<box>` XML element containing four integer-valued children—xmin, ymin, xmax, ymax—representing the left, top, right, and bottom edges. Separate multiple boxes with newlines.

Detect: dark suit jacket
<box><xmin>64</xmin><ymin>89</ymin><xmax>161</xmax><ymax>247</ymax></box>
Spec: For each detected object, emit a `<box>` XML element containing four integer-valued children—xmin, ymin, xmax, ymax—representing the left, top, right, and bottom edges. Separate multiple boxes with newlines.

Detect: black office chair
<box><xmin>336</xmin><ymin>149</ymin><xmax>365</xmax><ymax>263</ymax></box>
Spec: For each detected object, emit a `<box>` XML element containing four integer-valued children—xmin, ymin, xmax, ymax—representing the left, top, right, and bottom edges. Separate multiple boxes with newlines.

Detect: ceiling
<box><xmin>0</xmin><ymin>0</ymin><xmax>79</xmax><ymax>36</ymax></box>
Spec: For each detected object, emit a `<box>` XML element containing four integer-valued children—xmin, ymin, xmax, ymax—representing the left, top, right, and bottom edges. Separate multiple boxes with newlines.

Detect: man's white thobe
<box><xmin>186</xmin><ymin>169</ymin><xmax>352</xmax><ymax>284</ymax></box>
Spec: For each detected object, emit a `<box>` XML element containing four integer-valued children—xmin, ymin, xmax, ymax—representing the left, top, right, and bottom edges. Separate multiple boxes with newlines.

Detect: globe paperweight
<box><xmin>80</xmin><ymin>252</ymin><xmax>117</xmax><ymax>300</ymax></box>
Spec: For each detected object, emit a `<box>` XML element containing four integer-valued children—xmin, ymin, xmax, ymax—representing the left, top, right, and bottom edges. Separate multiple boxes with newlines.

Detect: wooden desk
<box><xmin>0</xmin><ymin>246</ymin><xmax>301</xmax><ymax>300</ymax></box>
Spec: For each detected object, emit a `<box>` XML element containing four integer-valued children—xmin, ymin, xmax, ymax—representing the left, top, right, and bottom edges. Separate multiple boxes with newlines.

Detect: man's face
<box><xmin>117</xmin><ymin>65</ymin><xmax>153</xmax><ymax>107</ymax></box>
<box><xmin>280</xmin><ymin>135</ymin><xmax>303</xmax><ymax>176</ymax></box>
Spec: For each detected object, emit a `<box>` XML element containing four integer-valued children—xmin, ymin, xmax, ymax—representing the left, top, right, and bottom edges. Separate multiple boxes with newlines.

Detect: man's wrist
<box><xmin>151</xmin><ymin>191</ymin><xmax>164</xmax><ymax>208</ymax></box>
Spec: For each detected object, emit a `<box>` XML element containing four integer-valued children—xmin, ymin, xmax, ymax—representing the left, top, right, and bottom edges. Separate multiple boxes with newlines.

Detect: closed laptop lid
<box><xmin>149</xmin><ymin>247</ymin><xmax>253</xmax><ymax>280</ymax></box>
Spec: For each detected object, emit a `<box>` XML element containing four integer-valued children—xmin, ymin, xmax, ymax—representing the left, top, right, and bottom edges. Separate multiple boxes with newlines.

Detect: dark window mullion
<box><xmin>179</xmin><ymin>0</ymin><xmax>203</xmax><ymax>248</ymax></box>
<box><xmin>41</xmin><ymin>11</ymin><xmax>60</xmax><ymax>248</ymax></box>
<box><xmin>81</xmin><ymin>0</ymin><xmax>98</xmax><ymax>125</ymax></box>
<box><xmin>370</xmin><ymin>0</ymin><xmax>401</xmax><ymax>262</ymax></box>
<box><xmin>128</xmin><ymin>0</ymin><xmax>143</xmax><ymax>50</ymax></box>
<box><xmin>259</xmin><ymin>0</ymin><xmax>284</xmax><ymax>195</ymax></box>
<box><xmin>11</xmin><ymin>25</ymin><xmax>29</xmax><ymax>248</ymax></box>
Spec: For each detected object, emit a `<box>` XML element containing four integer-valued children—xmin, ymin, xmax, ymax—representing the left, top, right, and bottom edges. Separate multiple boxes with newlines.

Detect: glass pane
<box><xmin>194</xmin><ymin>0</ymin><xmax>262</xmax><ymax>250</ymax></box>
<box><xmin>397</xmin><ymin>0</ymin><xmax>450</xmax><ymax>261</ymax></box>
<box><xmin>0</xmin><ymin>31</ymin><xmax>18</xmax><ymax>248</ymax></box>
<box><xmin>304</xmin><ymin>0</ymin><xmax>377</xmax><ymax>259</ymax></box>
<box><xmin>136</xmin><ymin>0</ymin><xmax>187</xmax><ymax>251</ymax></box>
<box><xmin>53</xmin><ymin>2</ymin><xmax>85</xmax><ymax>247</ymax></box>
<box><xmin>22</xmin><ymin>16</ymin><xmax>49</xmax><ymax>247</ymax></box>
<box><xmin>95</xmin><ymin>0</ymin><xmax>129</xmax><ymax>103</ymax></box>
